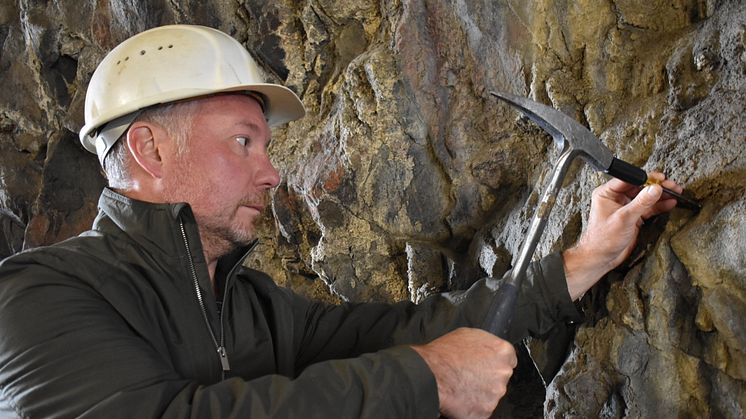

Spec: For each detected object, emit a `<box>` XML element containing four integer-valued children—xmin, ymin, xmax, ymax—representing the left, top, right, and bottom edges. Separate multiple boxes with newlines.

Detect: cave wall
<box><xmin>1</xmin><ymin>0</ymin><xmax>744</xmax><ymax>417</ymax></box>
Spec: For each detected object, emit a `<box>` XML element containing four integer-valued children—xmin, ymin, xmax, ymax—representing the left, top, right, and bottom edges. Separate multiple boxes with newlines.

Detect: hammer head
<box><xmin>491</xmin><ymin>92</ymin><xmax>613</xmax><ymax>172</ymax></box>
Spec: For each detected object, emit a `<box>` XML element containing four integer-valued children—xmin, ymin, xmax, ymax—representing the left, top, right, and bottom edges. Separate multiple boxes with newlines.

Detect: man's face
<box><xmin>161</xmin><ymin>94</ymin><xmax>280</xmax><ymax>255</ymax></box>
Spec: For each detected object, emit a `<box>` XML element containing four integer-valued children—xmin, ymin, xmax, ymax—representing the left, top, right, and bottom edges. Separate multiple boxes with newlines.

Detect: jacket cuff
<box><xmin>536</xmin><ymin>252</ymin><xmax>584</xmax><ymax>324</ymax></box>
<box><xmin>378</xmin><ymin>345</ymin><xmax>440</xmax><ymax>417</ymax></box>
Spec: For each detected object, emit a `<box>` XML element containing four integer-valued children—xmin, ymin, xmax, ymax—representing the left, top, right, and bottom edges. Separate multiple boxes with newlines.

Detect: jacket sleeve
<box><xmin>290</xmin><ymin>252</ymin><xmax>583</xmax><ymax>370</ymax></box>
<box><xmin>0</xmin><ymin>252</ymin><xmax>576</xmax><ymax>418</ymax></box>
<box><xmin>0</xmin><ymin>262</ymin><xmax>439</xmax><ymax>419</ymax></box>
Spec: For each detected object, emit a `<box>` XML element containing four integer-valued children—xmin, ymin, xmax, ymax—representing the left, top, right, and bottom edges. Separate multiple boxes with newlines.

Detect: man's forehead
<box><xmin>198</xmin><ymin>94</ymin><xmax>265</xmax><ymax>119</ymax></box>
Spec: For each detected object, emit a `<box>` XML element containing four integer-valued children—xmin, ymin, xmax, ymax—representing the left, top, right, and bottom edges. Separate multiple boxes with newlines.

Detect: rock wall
<box><xmin>1</xmin><ymin>0</ymin><xmax>744</xmax><ymax>417</ymax></box>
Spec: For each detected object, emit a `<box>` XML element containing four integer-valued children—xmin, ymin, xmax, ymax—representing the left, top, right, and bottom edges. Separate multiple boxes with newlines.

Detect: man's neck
<box><xmin>197</xmin><ymin>231</ymin><xmax>236</xmax><ymax>292</ymax></box>
<box><xmin>205</xmin><ymin>255</ymin><xmax>218</xmax><ymax>291</ymax></box>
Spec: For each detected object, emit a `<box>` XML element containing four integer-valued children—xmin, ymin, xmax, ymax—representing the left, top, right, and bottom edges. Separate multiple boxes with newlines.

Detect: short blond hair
<box><xmin>102</xmin><ymin>100</ymin><xmax>201</xmax><ymax>189</ymax></box>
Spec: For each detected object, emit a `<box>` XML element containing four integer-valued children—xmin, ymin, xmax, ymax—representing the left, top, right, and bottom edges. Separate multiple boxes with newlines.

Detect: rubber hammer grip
<box><xmin>482</xmin><ymin>282</ymin><xmax>519</xmax><ymax>339</ymax></box>
<box><xmin>605</xmin><ymin>158</ymin><xmax>648</xmax><ymax>186</ymax></box>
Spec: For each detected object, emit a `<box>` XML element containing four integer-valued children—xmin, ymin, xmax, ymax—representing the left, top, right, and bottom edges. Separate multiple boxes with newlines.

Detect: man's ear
<box><xmin>126</xmin><ymin>122</ymin><xmax>163</xmax><ymax>179</ymax></box>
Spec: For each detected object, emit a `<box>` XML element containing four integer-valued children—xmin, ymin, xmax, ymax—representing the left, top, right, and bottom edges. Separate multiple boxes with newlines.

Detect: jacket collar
<box><xmin>93</xmin><ymin>188</ymin><xmax>256</xmax><ymax>273</ymax></box>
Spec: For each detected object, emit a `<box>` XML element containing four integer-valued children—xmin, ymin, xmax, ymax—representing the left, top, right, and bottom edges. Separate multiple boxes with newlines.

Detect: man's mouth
<box><xmin>240</xmin><ymin>199</ymin><xmax>266</xmax><ymax>213</ymax></box>
<box><xmin>240</xmin><ymin>193</ymin><xmax>269</xmax><ymax>213</ymax></box>
<box><xmin>240</xmin><ymin>203</ymin><xmax>264</xmax><ymax>212</ymax></box>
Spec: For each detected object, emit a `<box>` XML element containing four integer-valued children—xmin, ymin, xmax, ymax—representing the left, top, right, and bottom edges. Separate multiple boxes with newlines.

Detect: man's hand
<box><xmin>563</xmin><ymin>172</ymin><xmax>682</xmax><ymax>299</ymax></box>
<box><xmin>411</xmin><ymin>327</ymin><xmax>516</xmax><ymax>418</ymax></box>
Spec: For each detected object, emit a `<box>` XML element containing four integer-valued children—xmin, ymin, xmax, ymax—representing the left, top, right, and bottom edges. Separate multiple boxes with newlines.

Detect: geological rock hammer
<box><xmin>482</xmin><ymin>92</ymin><xmax>699</xmax><ymax>338</ymax></box>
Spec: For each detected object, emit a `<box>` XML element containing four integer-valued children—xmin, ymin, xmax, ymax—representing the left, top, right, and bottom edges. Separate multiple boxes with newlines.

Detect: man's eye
<box><xmin>235</xmin><ymin>136</ymin><xmax>249</xmax><ymax>147</ymax></box>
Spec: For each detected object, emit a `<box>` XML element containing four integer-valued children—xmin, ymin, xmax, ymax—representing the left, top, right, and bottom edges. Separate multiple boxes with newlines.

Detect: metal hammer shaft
<box><xmin>482</xmin><ymin>148</ymin><xmax>579</xmax><ymax>338</ymax></box>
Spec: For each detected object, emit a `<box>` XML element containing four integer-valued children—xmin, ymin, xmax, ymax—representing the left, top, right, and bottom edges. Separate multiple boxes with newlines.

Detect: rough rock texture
<box><xmin>1</xmin><ymin>0</ymin><xmax>744</xmax><ymax>417</ymax></box>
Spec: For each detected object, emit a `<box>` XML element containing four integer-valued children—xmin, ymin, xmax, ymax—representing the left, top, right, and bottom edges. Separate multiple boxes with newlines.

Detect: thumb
<box><xmin>624</xmin><ymin>184</ymin><xmax>663</xmax><ymax>220</ymax></box>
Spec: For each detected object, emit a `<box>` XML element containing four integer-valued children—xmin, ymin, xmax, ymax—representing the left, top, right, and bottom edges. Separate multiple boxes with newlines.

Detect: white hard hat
<box><xmin>79</xmin><ymin>24</ymin><xmax>305</xmax><ymax>164</ymax></box>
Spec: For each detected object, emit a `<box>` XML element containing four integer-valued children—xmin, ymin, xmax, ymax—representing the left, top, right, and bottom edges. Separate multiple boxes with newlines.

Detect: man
<box><xmin>0</xmin><ymin>25</ymin><xmax>681</xmax><ymax>418</ymax></box>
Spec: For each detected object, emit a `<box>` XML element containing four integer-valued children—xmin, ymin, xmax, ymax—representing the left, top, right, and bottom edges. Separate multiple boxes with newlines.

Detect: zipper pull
<box><xmin>217</xmin><ymin>346</ymin><xmax>231</xmax><ymax>372</ymax></box>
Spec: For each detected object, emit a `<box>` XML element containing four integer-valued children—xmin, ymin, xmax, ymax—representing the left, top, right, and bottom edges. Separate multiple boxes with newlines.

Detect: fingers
<box><xmin>569</xmin><ymin>172</ymin><xmax>684</xmax><ymax>288</ymax></box>
<box><xmin>652</xmin><ymin>194</ymin><xmax>679</xmax><ymax>215</ymax></box>
<box><xmin>594</xmin><ymin>177</ymin><xmax>639</xmax><ymax>203</ymax></box>
<box><xmin>647</xmin><ymin>172</ymin><xmax>682</xmax><ymax>191</ymax></box>
<box><xmin>618</xmin><ymin>184</ymin><xmax>670</xmax><ymax>228</ymax></box>
<box><xmin>603</xmin><ymin>176</ymin><xmax>641</xmax><ymax>193</ymax></box>
<box><xmin>413</xmin><ymin>328</ymin><xmax>517</xmax><ymax>418</ymax></box>
<box><xmin>598</xmin><ymin>171</ymin><xmax>685</xmax><ymax>208</ymax></box>
<box><xmin>643</xmin><ymin>172</ymin><xmax>684</xmax><ymax>215</ymax></box>
<box><xmin>661</xmin><ymin>180</ymin><xmax>683</xmax><ymax>194</ymax></box>
<box><xmin>646</xmin><ymin>171</ymin><xmax>665</xmax><ymax>184</ymax></box>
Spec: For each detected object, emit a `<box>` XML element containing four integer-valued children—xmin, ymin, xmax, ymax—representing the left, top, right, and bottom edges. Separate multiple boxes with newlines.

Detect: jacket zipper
<box><xmin>179</xmin><ymin>220</ymin><xmax>231</xmax><ymax>378</ymax></box>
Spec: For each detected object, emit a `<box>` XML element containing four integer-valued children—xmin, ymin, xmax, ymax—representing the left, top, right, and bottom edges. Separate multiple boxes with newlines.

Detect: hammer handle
<box><xmin>482</xmin><ymin>148</ymin><xmax>579</xmax><ymax>340</ymax></box>
<box><xmin>605</xmin><ymin>158</ymin><xmax>648</xmax><ymax>186</ymax></box>
<box><xmin>481</xmin><ymin>282</ymin><xmax>519</xmax><ymax>339</ymax></box>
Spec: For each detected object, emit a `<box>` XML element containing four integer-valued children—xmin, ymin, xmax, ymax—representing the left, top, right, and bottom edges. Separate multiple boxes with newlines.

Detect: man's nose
<box><xmin>257</xmin><ymin>153</ymin><xmax>281</xmax><ymax>189</ymax></box>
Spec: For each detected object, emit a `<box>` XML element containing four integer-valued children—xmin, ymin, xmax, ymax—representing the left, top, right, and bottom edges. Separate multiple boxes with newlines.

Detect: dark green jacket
<box><xmin>0</xmin><ymin>189</ymin><xmax>580</xmax><ymax>418</ymax></box>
